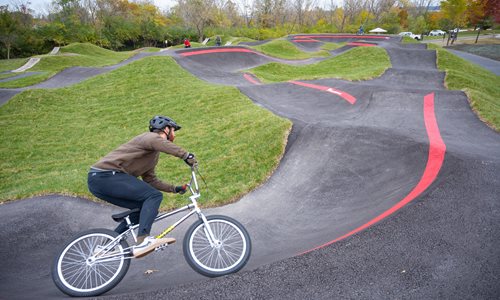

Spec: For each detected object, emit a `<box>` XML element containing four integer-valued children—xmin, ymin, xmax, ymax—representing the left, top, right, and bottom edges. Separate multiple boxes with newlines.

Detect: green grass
<box><xmin>0</xmin><ymin>58</ymin><xmax>29</xmax><ymax>72</ymax></box>
<box><xmin>140</xmin><ymin>47</ymin><xmax>162</xmax><ymax>52</ymax></box>
<box><xmin>320</xmin><ymin>42</ymin><xmax>345</xmax><ymax>51</ymax></box>
<box><xmin>231</xmin><ymin>37</ymin><xmax>258</xmax><ymax>45</ymax></box>
<box><xmin>428</xmin><ymin>44</ymin><xmax>500</xmax><ymax>130</ymax></box>
<box><xmin>248</xmin><ymin>46</ymin><xmax>391</xmax><ymax>83</ymax></box>
<box><xmin>0</xmin><ymin>72</ymin><xmax>20</xmax><ymax>80</ymax></box>
<box><xmin>0</xmin><ymin>43</ymin><xmax>134</xmax><ymax>88</ymax></box>
<box><xmin>0</xmin><ymin>56</ymin><xmax>291</xmax><ymax>210</ymax></box>
<box><xmin>250</xmin><ymin>39</ymin><xmax>330</xmax><ymax>60</ymax></box>
<box><xmin>402</xmin><ymin>36</ymin><xmax>421</xmax><ymax>44</ymax></box>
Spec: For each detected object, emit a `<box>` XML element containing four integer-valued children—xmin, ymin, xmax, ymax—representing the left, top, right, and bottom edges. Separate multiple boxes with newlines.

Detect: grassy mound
<box><xmin>59</xmin><ymin>43</ymin><xmax>128</xmax><ymax>57</ymax></box>
<box><xmin>248</xmin><ymin>46</ymin><xmax>390</xmax><ymax>82</ymax></box>
<box><xmin>0</xmin><ymin>56</ymin><xmax>291</xmax><ymax>209</ymax></box>
<box><xmin>402</xmin><ymin>36</ymin><xmax>420</xmax><ymax>44</ymax></box>
<box><xmin>250</xmin><ymin>39</ymin><xmax>330</xmax><ymax>60</ymax></box>
<box><xmin>428</xmin><ymin>44</ymin><xmax>500</xmax><ymax>130</ymax></box>
<box><xmin>0</xmin><ymin>58</ymin><xmax>29</xmax><ymax>72</ymax></box>
<box><xmin>0</xmin><ymin>43</ymin><xmax>134</xmax><ymax>88</ymax></box>
<box><xmin>231</xmin><ymin>37</ymin><xmax>258</xmax><ymax>45</ymax></box>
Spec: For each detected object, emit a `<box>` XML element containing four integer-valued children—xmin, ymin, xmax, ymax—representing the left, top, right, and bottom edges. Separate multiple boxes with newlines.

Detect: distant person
<box><xmin>448</xmin><ymin>29</ymin><xmax>458</xmax><ymax>45</ymax></box>
<box><xmin>184</xmin><ymin>38</ymin><xmax>191</xmax><ymax>48</ymax></box>
<box><xmin>215</xmin><ymin>35</ymin><xmax>222</xmax><ymax>46</ymax></box>
<box><xmin>358</xmin><ymin>25</ymin><xmax>364</xmax><ymax>35</ymax></box>
<box><xmin>452</xmin><ymin>28</ymin><xmax>459</xmax><ymax>44</ymax></box>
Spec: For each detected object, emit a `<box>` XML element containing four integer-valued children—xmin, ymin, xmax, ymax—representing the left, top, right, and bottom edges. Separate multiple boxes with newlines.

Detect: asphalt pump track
<box><xmin>0</xmin><ymin>34</ymin><xmax>499</xmax><ymax>299</ymax></box>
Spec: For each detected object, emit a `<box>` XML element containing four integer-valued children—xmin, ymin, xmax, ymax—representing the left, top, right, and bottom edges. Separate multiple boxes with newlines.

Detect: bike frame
<box><xmin>92</xmin><ymin>166</ymin><xmax>218</xmax><ymax>262</ymax></box>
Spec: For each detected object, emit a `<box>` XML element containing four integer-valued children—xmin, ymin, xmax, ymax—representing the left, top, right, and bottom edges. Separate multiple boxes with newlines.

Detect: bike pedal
<box><xmin>155</xmin><ymin>244</ymin><xmax>169</xmax><ymax>251</ymax></box>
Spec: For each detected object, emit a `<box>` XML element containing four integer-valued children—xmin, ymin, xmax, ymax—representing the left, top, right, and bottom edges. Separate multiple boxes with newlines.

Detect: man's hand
<box><xmin>184</xmin><ymin>153</ymin><xmax>197</xmax><ymax>167</ymax></box>
<box><xmin>175</xmin><ymin>184</ymin><xmax>188</xmax><ymax>194</ymax></box>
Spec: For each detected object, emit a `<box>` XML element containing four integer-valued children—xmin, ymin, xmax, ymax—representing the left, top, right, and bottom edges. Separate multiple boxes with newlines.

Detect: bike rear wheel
<box><xmin>51</xmin><ymin>228</ymin><xmax>130</xmax><ymax>297</ymax></box>
<box><xmin>183</xmin><ymin>215</ymin><xmax>251</xmax><ymax>277</ymax></box>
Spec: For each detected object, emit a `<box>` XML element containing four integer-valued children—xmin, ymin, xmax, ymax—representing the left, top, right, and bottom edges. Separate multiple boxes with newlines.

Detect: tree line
<box><xmin>1</xmin><ymin>0</ymin><xmax>498</xmax><ymax>59</ymax></box>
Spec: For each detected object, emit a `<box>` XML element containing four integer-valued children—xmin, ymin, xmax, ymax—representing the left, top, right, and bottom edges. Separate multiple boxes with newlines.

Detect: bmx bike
<box><xmin>51</xmin><ymin>166</ymin><xmax>252</xmax><ymax>297</ymax></box>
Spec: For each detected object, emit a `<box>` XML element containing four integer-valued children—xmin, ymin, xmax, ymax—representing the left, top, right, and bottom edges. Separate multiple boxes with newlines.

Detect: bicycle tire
<box><xmin>183</xmin><ymin>215</ymin><xmax>251</xmax><ymax>277</ymax></box>
<box><xmin>51</xmin><ymin>228</ymin><xmax>130</xmax><ymax>297</ymax></box>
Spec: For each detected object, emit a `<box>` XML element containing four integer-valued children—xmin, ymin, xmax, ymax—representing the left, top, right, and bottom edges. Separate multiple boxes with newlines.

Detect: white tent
<box><xmin>369</xmin><ymin>27</ymin><xmax>387</xmax><ymax>34</ymax></box>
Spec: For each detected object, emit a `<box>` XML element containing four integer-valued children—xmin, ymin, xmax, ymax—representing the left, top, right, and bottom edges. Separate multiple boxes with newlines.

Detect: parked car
<box><xmin>428</xmin><ymin>29</ymin><xmax>446</xmax><ymax>36</ymax></box>
<box><xmin>398</xmin><ymin>32</ymin><xmax>422</xmax><ymax>40</ymax></box>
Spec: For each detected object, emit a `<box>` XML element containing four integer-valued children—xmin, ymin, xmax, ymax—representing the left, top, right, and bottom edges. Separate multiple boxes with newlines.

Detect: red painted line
<box><xmin>294</xmin><ymin>35</ymin><xmax>390</xmax><ymax>40</ymax></box>
<box><xmin>347</xmin><ymin>42</ymin><xmax>377</xmax><ymax>47</ymax></box>
<box><xmin>300</xmin><ymin>92</ymin><xmax>446</xmax><ymax>255</ymax></box>
<box><xmin>180</xmin><ymin>48</ymin><xmax>258</xmax><ymax>57</ymax></box>
<box><xmin>243</xmin><ymin>73</ymin><xmax>261</xmax><ymax>85</ymax></box>
<box><xmin>289</xmin><ymin>80</ymin><xmax>356</xmax><ymax>104</ymax></box>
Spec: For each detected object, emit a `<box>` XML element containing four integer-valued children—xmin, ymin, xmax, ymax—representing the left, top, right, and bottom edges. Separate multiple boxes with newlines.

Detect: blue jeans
<box><xmin>88</xmin><ymin>171</ymin><xmax>163</xmax><ymax>236</ymax></box>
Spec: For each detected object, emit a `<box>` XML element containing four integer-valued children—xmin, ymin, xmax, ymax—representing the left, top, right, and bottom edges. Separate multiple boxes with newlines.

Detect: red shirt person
<box><xmin>184</xmin><ymin>39</ymin><xmax>191</xmax><ymax>48</ymax></box>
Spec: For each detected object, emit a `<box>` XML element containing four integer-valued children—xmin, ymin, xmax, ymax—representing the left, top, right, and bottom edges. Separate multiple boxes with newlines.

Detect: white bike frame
<box><xmin>92</xmin><ymin>166</ymin><xmax>218</xmax><ymax>261</ymax></box>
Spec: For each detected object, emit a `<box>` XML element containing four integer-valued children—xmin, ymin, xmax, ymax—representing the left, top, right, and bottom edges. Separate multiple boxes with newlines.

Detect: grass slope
<box><xmin>0</xmin><ymin>56</ymin><xmax>291</xmax><ymax>210</ymax></box>
<box><xmin>0</xmin><ymin>43</ymin><xmax>134</xmax><ymax>88</ymax></box>
<box><xmin>0</xmin><ymin>58</ymin><xmax>29</xmax><ymax>72</ymax></box>
<box><xmin>248</xmin><ymin>46</ymin><xmax>390</xmax><ymax>82</ymax></box>
<box><xmin>250</xmin><ymin>39</ymin><xmax>330</xmax><ymax>59</ymax></box>
<box><xmin>428</xmin><ymin>44</ymin><xmax>500</xmax><ymax>130</ymax></box>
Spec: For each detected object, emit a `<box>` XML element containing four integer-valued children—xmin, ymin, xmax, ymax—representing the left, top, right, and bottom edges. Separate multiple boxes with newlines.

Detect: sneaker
<box><xmin>132</xmin><ymin>236</ymin><xmax>176</xmax><ymax>258</ymax></box>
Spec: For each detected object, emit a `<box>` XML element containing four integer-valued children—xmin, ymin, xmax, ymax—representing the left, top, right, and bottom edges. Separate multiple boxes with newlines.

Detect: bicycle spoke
<box><xmin>70</xmin><ymin>264</ymin><xmax>88</xmax><ymax>289</ymax></box>
<box><xmin>94</xmin><ymin>264</ymin><xmax>111</xmax><ymax>287</ymax></box>
<box><xmin>64</xmin><ymin>265</ymin><xmax>85</xmax><ymax>285</ymax></box>
<box><xmin>221</xmin><ymin>247</ymin><xmax>239</xmax><ymax>263</ymax></box>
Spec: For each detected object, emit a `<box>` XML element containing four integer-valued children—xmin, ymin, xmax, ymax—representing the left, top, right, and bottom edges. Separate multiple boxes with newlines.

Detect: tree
<box><xmin>293</xmin><ymin>0</ymin><xmax>317</xmax><ymax>28</ymax></box>
<box><xmin>0</xmin><ymin>6</ymin><xmax>21</xmax><ymax>59</ymax></box>
<box><xmin>440</xmin><ymin>0</ymin><xmax>467</xmax><ymax>28</ymax></box>
<box><xmin>484</xmin><ymin>0</ymin><xmax>500</xmax><ymax>24</ymax></box>
<box><xmin>409</xmin><ymin>15</ymin><xmax>428</xmax><ymax>35</ymax></box>
<box><xmin>467</xmin><ymin>0</ymin><xmax>497</xmax><ymax>29</ymax></box>
<box><xmin>380</xmin><ymin>8</ymin><xmax>401</xmax><ymax>33</ymax></box>
<box><xmin>364</xmin><ymin>0</ymin><xmax>397</xmax><ymax>22</ymax></box>
<box><xmin>398</xmin><ymin>7</ymin><xmax>409</xmax><ymax>28</ymax></box>
<box><xmin>177</xmin><ymin>0</ymin><xmax>216</xmax><ymax>42</ymax></box>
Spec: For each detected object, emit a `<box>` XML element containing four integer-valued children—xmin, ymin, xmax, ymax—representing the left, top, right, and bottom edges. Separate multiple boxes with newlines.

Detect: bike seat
<box><xmin>111</xmin><ymin>208</ymin><xmax>140</xmax><ymax>223</ymax></box>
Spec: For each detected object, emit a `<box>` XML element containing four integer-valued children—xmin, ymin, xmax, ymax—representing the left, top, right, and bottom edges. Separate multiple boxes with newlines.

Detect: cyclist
<box><xmin>87</xmin><ymin>115</ymin><xmax>197</xmax><ymax>257</ymax></box>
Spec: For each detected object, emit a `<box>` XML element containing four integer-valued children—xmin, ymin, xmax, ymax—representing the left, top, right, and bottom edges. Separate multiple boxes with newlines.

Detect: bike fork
<box><xmin>200</xmin><ymin>213</ymin><xmax>218</xmax><ymax>247</ymax></box>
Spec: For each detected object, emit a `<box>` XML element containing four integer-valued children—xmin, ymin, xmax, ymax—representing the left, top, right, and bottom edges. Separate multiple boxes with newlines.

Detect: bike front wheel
<box><xmin>51</xmin><ymin>228</ymin><xmax>130</xmax><ymax>297</ymax></box>
<box><xmin>183</xmin><ymin>215</ymin><xmax>251</xmax><ymax>277</ymax></box>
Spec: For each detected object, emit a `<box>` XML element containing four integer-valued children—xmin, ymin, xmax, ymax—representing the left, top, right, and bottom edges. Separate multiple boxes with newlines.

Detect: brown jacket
<box><xmin>92</xmin><ymin>132</ymin><xmax>188</xmax><ymax>192</ymax></box>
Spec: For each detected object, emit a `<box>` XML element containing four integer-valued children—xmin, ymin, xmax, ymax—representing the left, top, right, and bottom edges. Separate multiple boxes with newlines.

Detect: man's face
<box><xmin>167</xmin><ymin>127</ymin><xmax>176</xmax><ymax>142</ymax></box>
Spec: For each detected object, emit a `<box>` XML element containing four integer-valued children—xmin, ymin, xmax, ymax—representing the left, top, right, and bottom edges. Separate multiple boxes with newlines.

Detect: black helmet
<box><xmin>149</xmin><ymin>115</ymin><xmax>181</xmax><ymax>132</ymax></box>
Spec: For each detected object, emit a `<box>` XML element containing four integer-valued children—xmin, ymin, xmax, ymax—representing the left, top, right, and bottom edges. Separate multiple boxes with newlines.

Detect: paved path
<box><xmin>446</xmin><ymin>48</ymin><xmax>500</xmax><ymax>75</ymax></box>
<box><xmin>0</xmin><ymin>36</ymin><xmax>499</xmax><ymax>299</ymax></box>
